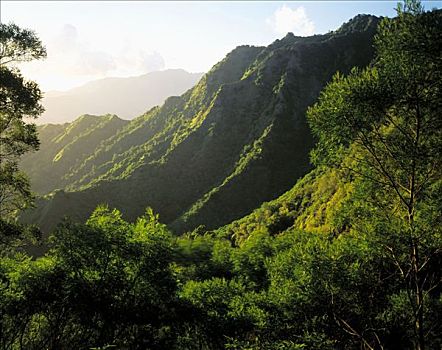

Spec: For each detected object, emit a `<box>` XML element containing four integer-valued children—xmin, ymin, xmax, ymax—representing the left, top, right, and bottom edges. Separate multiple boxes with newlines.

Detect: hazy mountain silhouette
<box><xmin>39</xmin><ymin>69</ymin><xmax>203</xmax><ymax>124</ymax></box>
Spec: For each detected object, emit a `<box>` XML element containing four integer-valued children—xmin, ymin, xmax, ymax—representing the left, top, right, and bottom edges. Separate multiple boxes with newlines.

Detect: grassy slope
<box><xmin>21</xmin><ymin>15</ymin><xmax>380</xmax><ymax>234</ymax></box>
<box><xmin>215</xmin><ymin>167</ymin><xmax>355</xmax><ymax>244</ymax></box>
<box><xmin>20</xmin><ymin>115</ymin><xmax>129</xmax><ymax>194</ymax></box>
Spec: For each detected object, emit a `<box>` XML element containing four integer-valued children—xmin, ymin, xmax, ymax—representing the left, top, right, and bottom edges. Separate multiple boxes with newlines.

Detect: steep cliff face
<box><xmin>21</xmin><ymin>15</ymin><xmax>380</xmax><ymax>233</ymax></box>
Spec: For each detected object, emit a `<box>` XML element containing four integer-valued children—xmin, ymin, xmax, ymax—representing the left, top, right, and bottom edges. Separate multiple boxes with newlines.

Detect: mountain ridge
<box><xmin>21</xmin><ymin>14</ymin><xmax>381</xmax><ymax>234</ymax></box>
<box><xmin>39</xmin><ymin>69</ymin><xmax>203</xmax><ymax>124</ymax></box>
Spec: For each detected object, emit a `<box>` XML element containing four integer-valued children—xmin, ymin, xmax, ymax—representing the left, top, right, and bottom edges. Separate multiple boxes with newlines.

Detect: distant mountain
<box><xmin>39</xmin><ymin>69</ymin><xmax>203</xmax><ymax>124</ymax></box>
<box><xmin>21</xmin><ymin>15</ymin><xmax>380</xmax><ymax>234</ymax></box>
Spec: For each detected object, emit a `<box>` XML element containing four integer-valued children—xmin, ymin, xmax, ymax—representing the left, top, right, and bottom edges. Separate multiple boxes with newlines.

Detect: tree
<box><xmin>307</xmin><ymin>2</ymin><xmax>441</xmax><ymax>349</ymax></box>
<box><xmin>0</xmin><ymin>206</ymin><xmax>180</xmax><ymax>349</ymax></box>
<box><xmin>0</xmin><ymin>23</ymin><xmax>46</xmax><ymax>220</ymax></box>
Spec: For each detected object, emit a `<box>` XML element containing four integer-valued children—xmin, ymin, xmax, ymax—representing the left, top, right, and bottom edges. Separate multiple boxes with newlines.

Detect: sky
<box><xmin>2</xmin><ymin>1</ymin><xmax>440</xmax><ymax>92</ymax></box>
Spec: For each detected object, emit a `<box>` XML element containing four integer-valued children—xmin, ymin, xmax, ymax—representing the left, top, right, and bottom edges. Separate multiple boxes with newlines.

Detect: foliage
<box><xmin>3</xmin><ymin>201</ymin><xmax>441</xmax><ymax>349</ymax></box>
<box><xmin>2</xmin><ymin>3</ymin><xmax>441</xmax><ymax>350</ymax></box>
<box><xmin>307</xmin><ymin>3</ymin><xmax>442</xmax><ymax>349</ymax></box>
<box><xmin>0</xmin><ymin>23</ymin><xmax>45</xmax><ymax>221</ymax></box>
<box><xmin>1</xmin><ymin>207</ymin><xmax>179</xmax><ymax>349</ymax></box>
<box><xmin>0</xmin><ymin>23</ymin><xmax>46</xmax><ymax>65</ymax></box>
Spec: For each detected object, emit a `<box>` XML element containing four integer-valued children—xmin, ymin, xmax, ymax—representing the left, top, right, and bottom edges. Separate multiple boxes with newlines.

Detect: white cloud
<box><xmin>18</xmin><ymin>24</ymin><xmax>166</xmax><ymax>90</ymax></box>
<box><xmin>46</xmin><ymin>24</ymin><xmax>117</xmax><ymax>76</ymax></box>
<box><xmin>53</xmin><ymin>24</ymin><xmax>78</xmax><ymax>52</ymax></box>
<box><xmin>75</xmin><ymin>51</ymin><xmax>116</xmax><ymax>76</ymax></box>
<box><xmin>114</xmin><ymin>44</ymin><xmax>165</xmax><ymax>76</ymax></box>
<box><xmin>267</xmin><ymin>5</ymin><xmax>315</xmax><ymax>36</ymax></box>
<box><xmin>139</xmin><ymin>51</ymin><xmax>165</xmax><ymax>72</ymax></box>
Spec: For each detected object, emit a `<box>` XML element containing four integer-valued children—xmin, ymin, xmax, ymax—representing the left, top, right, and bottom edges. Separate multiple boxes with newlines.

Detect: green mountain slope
<box><xmin>21</xmin><ymin>15</ymin><xmax>380</xmax><ymax>234</ymax></box>
<box><xmin>20</xmin><ymin>115</ymin><xmax>128</xmax><ymax>194</ymax></box>
<box><xmin>215</xmin><ymin>167</ymin><xmax>354</xmax><ymax>243</ymax></box>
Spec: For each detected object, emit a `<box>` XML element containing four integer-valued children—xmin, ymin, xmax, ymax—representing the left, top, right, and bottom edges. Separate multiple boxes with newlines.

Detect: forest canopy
<box><xmin>0</xmin><ymin>1</ymin><xmax>441</xmax><ymax>349</ymax></box>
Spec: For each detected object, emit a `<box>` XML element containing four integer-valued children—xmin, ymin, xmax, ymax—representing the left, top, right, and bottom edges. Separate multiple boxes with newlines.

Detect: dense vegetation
<box><xmin>0</xmin><ymin>22</ymin><xmax>46</xmax><ymax>220</ymax></box>
<box><xmin>4</xmin><ymin>204</ymin><xmax>440</xmax><ymax>349</ymax></box>
<box><xmin>1</xmin><ymin>2</ymin><xmax>441</xmax><ymax>349</ymax></box>
<box><xmin>20</xmin><ymin>114</ymin><xmax>128</xmax><ymax>194</ymax></box>
<box><xmin>20</xmin><ymin>14</ymin><xmax>379</xmax><ymax>234</ymax></box>
<box><xmin>0</xmin><ymin>22</ymin><xmax>46</xmax><ymax>251</ymax></box>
